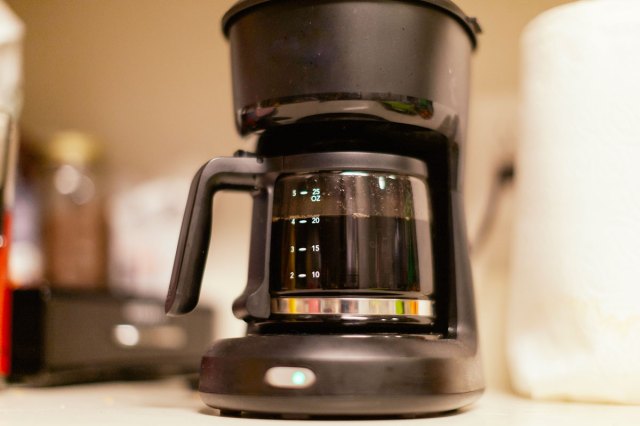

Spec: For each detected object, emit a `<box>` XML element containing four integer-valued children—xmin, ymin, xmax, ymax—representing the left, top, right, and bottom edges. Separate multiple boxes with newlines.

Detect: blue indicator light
<box><xmin>291</xmin><ymin>371</ymin><xmax>306</xmax><ymax>385</ymax></box>
<box><xmin>266</xmin><ymin>367</ymin><xmax>316</xmax><ymax>388</ymax></box>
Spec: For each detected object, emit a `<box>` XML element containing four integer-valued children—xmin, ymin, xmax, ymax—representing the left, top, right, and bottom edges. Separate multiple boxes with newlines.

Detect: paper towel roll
<box><xmin>509</xmin><ymin>0</ymin><xmax>640</xmax><ymax>404</ymax></box>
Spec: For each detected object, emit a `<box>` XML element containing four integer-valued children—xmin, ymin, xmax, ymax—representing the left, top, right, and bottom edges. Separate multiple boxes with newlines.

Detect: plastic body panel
<box><xmin>224</xmin><ymin>0</ymin><xmax>475</xmax><ymax>140</ymax></box>
<box><xmin>199</xmin><ymin>335</ymin><xmax>483</xmax><ymax>416</ymax></box>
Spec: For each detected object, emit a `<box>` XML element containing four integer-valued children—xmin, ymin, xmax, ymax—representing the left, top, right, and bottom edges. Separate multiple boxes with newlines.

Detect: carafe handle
<box><xmin>165</xmin><ymin>156</ymin><xmax>269</xmax><ymax>316</ymax></box>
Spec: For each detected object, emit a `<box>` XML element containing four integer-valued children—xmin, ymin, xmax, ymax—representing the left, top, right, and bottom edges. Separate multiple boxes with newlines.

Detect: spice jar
<box><xmin>43</xmin><ymin>131</ymin><xmax>107</xmax><ymax>290</ymax></box>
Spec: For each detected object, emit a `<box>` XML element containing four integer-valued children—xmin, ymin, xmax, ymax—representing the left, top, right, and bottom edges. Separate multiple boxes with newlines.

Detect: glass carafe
<box><xmin>166</xmin><ymin>151</ymin><xmax>435</xmax><ymax>326</ymax></box>
<box><xmin>269</xmin><ymin>170</ymin><xmax>434</xmax><ymax>323</ymax></box>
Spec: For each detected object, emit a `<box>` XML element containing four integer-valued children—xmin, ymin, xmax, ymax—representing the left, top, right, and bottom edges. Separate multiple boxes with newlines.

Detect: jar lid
<box><xmin>222</xmin><ymin>0</ymin><xmax>481</xmax><ymax>47</ymax></box>
<box><xmin>47</xmin><ymin>131</ymin><xmax>102</xmax><ymax>165</ymax></box>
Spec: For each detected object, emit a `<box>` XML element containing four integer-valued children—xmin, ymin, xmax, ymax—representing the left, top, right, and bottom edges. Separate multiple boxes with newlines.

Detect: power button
<box><xmin>264</xmin><ymin>367</ymin><xmax>316</xmax><ymax>389</ymax></box>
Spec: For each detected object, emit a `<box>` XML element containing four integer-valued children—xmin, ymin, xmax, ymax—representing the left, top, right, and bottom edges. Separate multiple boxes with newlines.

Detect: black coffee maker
<box><xmin>166</xmin><ymin>0</ymin><xmax>483</xmax><ymax>417</ymax></box>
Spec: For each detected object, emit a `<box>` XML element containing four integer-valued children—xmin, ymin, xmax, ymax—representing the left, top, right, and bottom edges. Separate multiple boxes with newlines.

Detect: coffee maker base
<box><xmin>202</xmin><ymin>391</ymin><xmax>483</xmax><ymax>418</ymax></box>
<box><xmin>198</xmin><ymin>334</ymin><xmax>483</xmax><ymax>417</ymax></box>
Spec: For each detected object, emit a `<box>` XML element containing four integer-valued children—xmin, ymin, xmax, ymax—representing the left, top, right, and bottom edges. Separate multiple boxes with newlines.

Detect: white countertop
<box><xmin>1</xmin><ymin>378</ymin><xmax>639</xmax><ymax>425</ymax></box>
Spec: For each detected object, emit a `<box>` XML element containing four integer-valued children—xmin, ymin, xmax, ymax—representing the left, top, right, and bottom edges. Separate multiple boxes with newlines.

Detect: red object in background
<box><xmin>0</xmin><ymin>213</ymin><xmax>12</xmax><ymax>375</ymax></box>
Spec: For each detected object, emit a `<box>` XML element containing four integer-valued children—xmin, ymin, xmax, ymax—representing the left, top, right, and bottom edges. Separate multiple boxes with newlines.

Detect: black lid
<box><xmin>222</xmin><ymin>0</ymin><xmax>481</xmax><ymax>48</ymax></box>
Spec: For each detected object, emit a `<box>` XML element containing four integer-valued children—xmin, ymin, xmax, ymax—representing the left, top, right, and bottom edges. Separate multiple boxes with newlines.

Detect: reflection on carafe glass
<box><xmin>270</xmin><ymin>171</ymin><xmax>433</xmax><ymax>297</ymax></box>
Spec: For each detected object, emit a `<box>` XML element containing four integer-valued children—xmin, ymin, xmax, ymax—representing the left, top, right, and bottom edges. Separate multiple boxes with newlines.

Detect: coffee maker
<box><xmin>166</xmin><ymin>0</ymin><xmax>482</xmax><ymax>417</ymax></box>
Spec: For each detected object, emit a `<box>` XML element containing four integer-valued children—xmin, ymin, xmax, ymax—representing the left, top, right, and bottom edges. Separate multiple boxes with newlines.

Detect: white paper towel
<box><xmin>508</xmin><ymin>0</ymin><xmax>640</xmax><ymax>404</ymax></box>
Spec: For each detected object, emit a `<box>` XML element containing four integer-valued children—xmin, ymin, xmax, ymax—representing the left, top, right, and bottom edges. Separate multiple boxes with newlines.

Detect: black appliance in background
<box><xmin>8</xmin><ymin>288</ymin><xmax>212</xmax><ymax>386</ymax></box>
<box><xmin>166</xmin><ymin>0</ymin><xmax>483</xmax><ymax>417</ymax></box>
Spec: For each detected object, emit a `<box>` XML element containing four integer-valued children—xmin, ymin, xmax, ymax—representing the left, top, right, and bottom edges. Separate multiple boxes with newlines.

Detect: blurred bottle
<box><xmin>0</xmin><ymin>0</ymin><xmax>23</xmax><ymax>378</ymax></box>
<box><xmin>0</xmin><ymin>113</ymin><xmax>17</xmax><ymax>377</ymax></box>
<box><xmin>9</xmin><ymin>140</ymin><xmax>45</xmax><ymax>287</ymax></box>
<box><xmin>42</xmin><ymin>131</ymin><xmax>107</xmax><ymax>290</ymax></box>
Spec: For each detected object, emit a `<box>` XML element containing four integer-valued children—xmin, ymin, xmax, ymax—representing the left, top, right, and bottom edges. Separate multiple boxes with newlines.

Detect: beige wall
<box><xmin>8</xmin><ymin>0</ymin><xmax>242</xmax><ymax>181</ymax></box>
<box><xmin>7</xmin><ymin>0</ymin><xmax>573</xmax><ymax>390</ymax></box>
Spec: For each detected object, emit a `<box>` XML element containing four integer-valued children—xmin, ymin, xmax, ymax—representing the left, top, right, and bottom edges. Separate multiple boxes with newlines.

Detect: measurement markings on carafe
<box><xmin>272</xmin><ymin>170</ymin><xmax>434</xmax><ymax>299</ymax></box>
<box><xmin>291</xmin><ymin>187</ymin><xmax>321</xmax><ymax>202</ymax></box>
<box><xmin>284</xmin><ymin>184</ymin><xmax>323</xmax><ymax>287</ymax></box>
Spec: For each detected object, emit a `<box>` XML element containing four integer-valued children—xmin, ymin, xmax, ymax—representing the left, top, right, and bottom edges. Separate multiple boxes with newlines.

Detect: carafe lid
<box><xmin>222</xmin><ymin>0</ymin><xmax>481</xmax><ymax>47</ymax></box>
